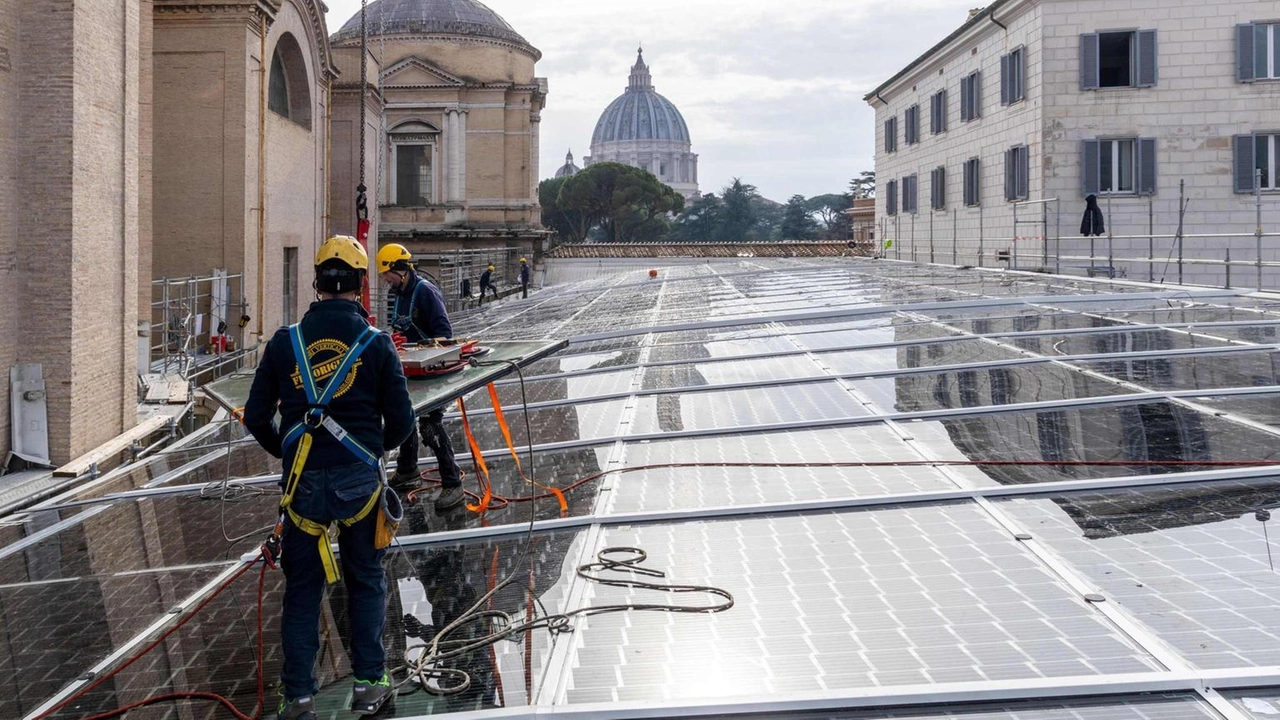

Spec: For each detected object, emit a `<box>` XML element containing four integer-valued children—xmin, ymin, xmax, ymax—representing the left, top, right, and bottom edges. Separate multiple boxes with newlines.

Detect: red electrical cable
<box><xmin>36</xmin><ymin>559</ymin><xmax>268</xmax><ymax>720</ymax></box>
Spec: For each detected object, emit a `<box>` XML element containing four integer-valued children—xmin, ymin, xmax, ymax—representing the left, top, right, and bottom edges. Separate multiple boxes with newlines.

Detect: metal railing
<box><xmin>873</xmin><ymin>171</ymin><xmax>1278</xmax><ymax>291</ymax></box>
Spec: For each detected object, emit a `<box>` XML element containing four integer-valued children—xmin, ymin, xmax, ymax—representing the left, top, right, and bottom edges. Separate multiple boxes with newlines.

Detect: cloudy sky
<box><xmin>323</xmin><ymin>0</ymin><xmax>981</xmax><ymax>201</ymax></box>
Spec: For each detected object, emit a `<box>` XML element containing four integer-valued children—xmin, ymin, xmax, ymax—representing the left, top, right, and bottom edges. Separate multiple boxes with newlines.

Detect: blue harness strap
<box><xmin>281</xmin><ymin>324</ymin><xmax>382</xmax><ymax>468</ymax></box>
<box><xmin>392</xmin><ymin>278</ymin><xmax>424</xmax><ymax>332</ymax></box>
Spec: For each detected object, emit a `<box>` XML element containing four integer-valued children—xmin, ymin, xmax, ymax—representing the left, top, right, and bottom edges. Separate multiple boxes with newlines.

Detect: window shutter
<box><xmin>1234</xmin><ymin>134</ymin><xmax>1257</xmax><ymax>193</ymax></box>
<box><xmin>935</xmin><ymin>166</ymin><xmax>946</xmax><ymax>209</ymax></box>
<box><xmin>1014</xmin><ymin>49</ymin><xmax>1025</xmax><ymax>101</ymax></box>
<box><xmin>1237</xmin><ymin>24</ymin><xmax>1257</xmax><ymax>82</ymax></box>
<box><xmin>1000</xmin><ymin>54</ymin><xmax>1010</xmax><ymax>105</ymax></box>
<box><xmin>1136</xmin><ymin>30</ymin><xmax>1158</xmax><ymax>87</ymax></box>
<box><xmin>887</xmin><ymin>180</ymin><xmax>898</xmax><ymax>214</ymax></box>
<box><xmin>972</xmin><ymin>71</ymin><xmax>981</xmax><ymax>118</ymax></box>
<box><xmin>1017</xmin><ymin>147</ymin><xmax>1029</xmax><ymax>200</ymax></box>
<box><xmin>1256</xmin><ymin>24</ymin><xmax>1269</xmax><ymax>80</ymax></box>
<box><xmin>1004</xmin><ymin>148</ymin><xmax>1014</xmax><ymax>200</ymax></box>
<box><xmin>1137</xmin><ymin>137</ymin><xmax>1157</xmax><ymax>195</ymax></box>
<box><xmin>1082</xmin><ymin>140</ymin><xmax>1100</xmax><ymax>196</ymax></box>
<box><xmin>959</xmin><ymin>77</ymin><xmax>970</xmax><ymax>121</ymax></box>
<box><xmin>1080</xmin><ymin>33</ymin><xmax>1100</xmax><ymax>89</ymax></box>
<box><xmin>937</xmin><ymin>90</ymin><xmax>947</xmax><ymax>132</ymax></box>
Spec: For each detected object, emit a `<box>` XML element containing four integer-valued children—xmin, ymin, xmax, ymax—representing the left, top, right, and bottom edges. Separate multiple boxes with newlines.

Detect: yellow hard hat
<box><xmin>376</xmin><ymin>243</ymin><xmax>412</xmax><ymax>273</ymax></box>
<box><xmin>487</xmin><ymin>264</ymin><xmax>495</xmax><ymax>271</ymax></box>
<box><xmin>520</xmin><ymin>257</ymin><xmax>528</xmax><ymax>263</ymax></box>
<box><xmin>315</xmin><ymin>235</ymin><xmax>368</xmax><ymax>271</ymax></box>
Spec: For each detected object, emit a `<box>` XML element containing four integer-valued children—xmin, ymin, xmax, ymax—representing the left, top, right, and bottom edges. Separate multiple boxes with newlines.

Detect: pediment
<box><xmin>381</xmin><ymin>57</ymin><xmax>465</xmax><ymax>87</ymax></box>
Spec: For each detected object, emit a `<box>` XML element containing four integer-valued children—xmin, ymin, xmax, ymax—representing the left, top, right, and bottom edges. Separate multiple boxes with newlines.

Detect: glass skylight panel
<box><xmin>678</xmin><ymin>694</ymin><xmax>1219</xmax><ymax>719</ymax></box>
<box><xmin>563</xmin><ymin>505</ymin><xmax>1161</xmax><ymax>705</ymax></box>
<box><xmin>822</xmin><ymin>340</ymin><xmax>1022</xmax><ymax>376</ymax></box>
<box><xmin>1008</xmin><ymin>329</ymin><xmax>1229</xmax><ymax>356</ymax></box>
<box><xmin>1195</xmin><ymin>392</ymin><xmax>1280</xmax><ymax>430</ymax></box>
<box><xmin>851</xmin><ymin>364</ymin><xmax>1134</xmax><ymax>415</ymax></box>
<box><xmin>640</xmin><ymin>357</ymin><xmax>827</xmax><ymax>391</ymax></box>
<box><xmin>606</xmin><ymin>424</ymin><xmax>956</xmax><ymax>514</ymax></box>
<box><xmin>444</xmin><ymin>399</ymin><xmax>628</xmax><ymax>447</ymax></box>
<box><xmin>1072</xmin><ymin>351</ymin><xmax>1280</xmax><ymax>392</ymax></box>
<box><xmin>904</xmin><ymin>400</ymin><xmax>1280</xmax><ymax>487</ymax></box>
<box><xmin>1</xmin><ymin>565</ymin><xmax>228</xmax><ymax>719</ymax></box>
<box><xmin>998</xmin><ymin>478</ymin><xmax>1280</xmax><ymax>668</ymax></box>
<box><xmin>627</xmin><ymin>382</ymin><xmax>864</xmax><ymax>436</ymax></box>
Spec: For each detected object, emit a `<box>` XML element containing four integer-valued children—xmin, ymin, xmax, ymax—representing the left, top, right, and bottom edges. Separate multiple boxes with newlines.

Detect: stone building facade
<box><xmin>586</xmin><ymin>49</ymin><xmax>699</xmax><ymax>200</ymax></box>
<box><xmin>153</xmin><ymin>0</ymin><xmax>335</xmax><ymax>339</ymax></box>
<box><xmin>866</xmin><ymin>0</ymin><xmax>1280</xmax><ymax>287</ymax></box>
<box><xmin>328</xmin><ymin>0</ymin><xmax>550</xmax><ymax>284</ymax></box>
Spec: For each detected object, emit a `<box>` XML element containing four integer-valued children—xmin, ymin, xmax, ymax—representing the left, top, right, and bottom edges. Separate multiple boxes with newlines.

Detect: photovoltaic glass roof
<box><xmin>6</xmin><ymin>258</ymin><xmax>1280</xmax><ymax>719</ymax></box>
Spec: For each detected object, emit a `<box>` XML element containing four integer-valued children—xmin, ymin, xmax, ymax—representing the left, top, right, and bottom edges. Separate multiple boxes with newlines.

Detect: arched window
<box><xmin>268</xmin><ymin>33</ymin><xmax>311</xmax><ymax>128</ymax></box>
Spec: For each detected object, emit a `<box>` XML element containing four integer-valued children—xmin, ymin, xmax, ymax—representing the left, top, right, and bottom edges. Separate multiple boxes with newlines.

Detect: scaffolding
<box><xmin>875</xmin><ymin>172</ymin><xmax>1279</xmax><ymax>290</ymax></box>
<box><xmin>150</xmin><ymin>272</ymin><xmax>255</xmax><ymax>385</ymax></box>
<box><xmin>400</xmin><ymin>246</ymin><xmax>528</xmax><ymax>315</ymax></box>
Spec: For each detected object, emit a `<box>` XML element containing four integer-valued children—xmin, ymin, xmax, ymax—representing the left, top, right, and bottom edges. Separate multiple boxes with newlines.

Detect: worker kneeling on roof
<box><xmin>376</xmin><ymin>243</ymin><xmax>466</xmax><ymax>512</ymax></box>
<box><xmin>244</xmin><ymin>236</ymin><xmax>413</xmax><ymax>719</ymax></box>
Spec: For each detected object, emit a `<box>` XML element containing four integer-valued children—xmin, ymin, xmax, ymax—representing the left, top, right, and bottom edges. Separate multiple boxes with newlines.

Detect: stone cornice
<box><xmin>332</xmin><ymin>33</ymin><xmax>541</xmax><ymax>62</ymax></box>
<box><xmin>155</xmin><ymin>0</ymin><xmax>280</xmax><ymax>31</ymax></box>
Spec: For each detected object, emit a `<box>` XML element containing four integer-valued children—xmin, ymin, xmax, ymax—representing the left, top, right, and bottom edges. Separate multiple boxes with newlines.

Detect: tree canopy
<box><xmin>547</xmin><ymin>163</ymin><xmax>684</xmax><ymax>243</ymax></box>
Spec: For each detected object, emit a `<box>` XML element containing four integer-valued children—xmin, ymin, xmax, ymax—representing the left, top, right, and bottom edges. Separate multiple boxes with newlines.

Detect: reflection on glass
<box><xmin>1000</xmin><ymin>478</ymin><xmax>1280</xmax><ymax>668</ymax></box>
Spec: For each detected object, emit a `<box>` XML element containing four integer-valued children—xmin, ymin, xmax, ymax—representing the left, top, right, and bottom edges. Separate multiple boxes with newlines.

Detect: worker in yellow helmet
<box><xmin>244</xmin><ymin>236</ymin><xmax>412</xmax><ymax>719</ymax></box>
<box><xmin>374</xmin><ymin>243</ymin><xmax>465</xmax><ymax>513</ymax></box>
<box><xmin>519</xmin><ymin>257</ymin><xmax>531</xmax><ymax>299</ymax></box>
<box><xmin>478</xmin><ymin>263</ymin><xmax>499</xmax><ymax>305</ymax></box>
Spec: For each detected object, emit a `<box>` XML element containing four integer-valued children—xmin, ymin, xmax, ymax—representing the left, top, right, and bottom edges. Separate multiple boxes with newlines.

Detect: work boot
<box><xmin>434</xmin><ymin>486</ymin><xmax>465</xmax><ymax>512</ymax></box>
<box><xmin>276</xmin><ymin>694</ymin><xmax>317</xmax><ymax>720</ymax></box>
<box><xmin>388</xmin><ymin>470</ymin><xmax>420</xmax><ymax>494</ymax></box>
<box><xmin>351</xmin><ymin>673</ymin><xmax>395</xmax><ymax>715</ymax></box>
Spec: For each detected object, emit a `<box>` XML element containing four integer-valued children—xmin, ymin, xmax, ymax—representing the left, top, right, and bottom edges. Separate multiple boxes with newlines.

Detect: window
<box><xmin>659</xmin><ymin>162</ymin><xmax>667</xmax><ymax>178</ymax></box>
<box><xmin>930</xmin><ymin>90</ymin><xmax>947</xmax><ymax>134</ymax></box>
<box><xmin>903</xmin><ymin>174</ymin><xmax>919</xmax><ymax>214</ymax></box>
<box><xmin>1238</xmin><ymin>23</ymin><xmax>1280</xmax><ymax>82</ymax></box>
<box><xmin>1081</xmin><ymin>30</ymin><xmax>1157</xmax><ymax>89</ymax></box>
<box><xmin>963</xmin><ymin>157</ymin><xmax>981</xmax><ymax>206</ymax></box>
<box><xmin>884</xmin><ymin>116</ymin><xmax>898</xmax><ymax>153</ymax></box>
<box><xmin>886</xmin><ymin>180</ymin><xmax>899</xmax><ymax>215</ymax></box>
<box><xmin>282</xmin><ymin>247</ymin><xmax>298</xmax><ymax>325</ymax></box>
<box><xmin>395</xmin><ymin>145</ymin><xmax>434</xmax><ymax>206</ymax></box>
<box><xmin>960</xmin><ymin>71</ymin><xmax>982</xmax><ymax>121</ymax></box>
<box><xmin>1083</xmin><ymin>138</ymin><xmax>1156</xmax><ymax>196</ymax></box>
<box><xmin>1000</xmin><ymin>46</ymin><xmax>1026</xmax><ymax>105</ymax></box>
<box><xmin>1234</xmin><ymin>133</ymin><xmax>1280</xmax><ymax>192</ymax></box>
<box><xmin>1004</xmin><ymin>145</ymin><xmax>1029</xmax><ymax>201</ymax></box>
<box><xmin>930</xmin><ymin>166</ymin><xmax>946</xmax><ymax>210</ymax></box>
<box><xmin>266</xmin><ymin>33</ymin><xmax>312</xmax><ymax>128</ymax></box>
<box><xmin>905</xmin><ymin>105</ymin><xmax>920</xmax><ymax>145</ymax></box>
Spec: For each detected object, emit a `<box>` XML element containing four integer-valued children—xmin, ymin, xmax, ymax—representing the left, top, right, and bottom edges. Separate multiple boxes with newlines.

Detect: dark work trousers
<box><xmin>521</xmin><ymin>281</ymin><xmax>528</xmax><ymax>299</ymax></box>
<box><xmin>395</xmin><ymin>409</ymin><xmax>461</xmax><ymax>489</ymax></box>
<box><xmin>279</xmin><ymin>462</ymin><xmax>386</xmax><ymax>700</ymax></box>
<box><xmin>478</xmin><ymin>283</ymin><xmax>499</xmax><ymax>305</ymax></box>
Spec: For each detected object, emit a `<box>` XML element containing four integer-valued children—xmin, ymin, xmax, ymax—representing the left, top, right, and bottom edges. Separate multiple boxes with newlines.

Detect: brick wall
<box><xmin>0</xmin><ymin>0</ymin><xmax>16</xmax><ymax>457</ymax></box>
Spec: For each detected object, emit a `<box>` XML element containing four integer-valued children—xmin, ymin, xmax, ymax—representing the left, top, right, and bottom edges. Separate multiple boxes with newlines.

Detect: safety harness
<box><xmin>391</xmin><ymin>277</ymin><xmax>424</xmax><ymax>335</ymax></box>
<box><xmin>265</xmin><ymin>323</ymin><xmax>386</xmax><ymax>584</ymax></box>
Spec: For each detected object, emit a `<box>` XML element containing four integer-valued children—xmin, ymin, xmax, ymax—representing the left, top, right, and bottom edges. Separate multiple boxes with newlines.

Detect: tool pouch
<box><xmin>375</xmin><ymin>487</ymin><xmax>404</xmax><ymax>550</ymax></box>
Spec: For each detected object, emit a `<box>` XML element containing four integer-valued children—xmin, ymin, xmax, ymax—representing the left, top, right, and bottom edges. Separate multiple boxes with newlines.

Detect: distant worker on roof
<box><xmin>244</xmin><ymin>236</ymin><xmax>412</xmax><ymax>719</ymax></box>
<box><xmin>519</xmin><ymin>257</ymin><xmax>531</xmax><ymax>299</ymax></box>
<box><xmin>375</xmin><ymin>243</ymin><xmax>466</xmax><ymax>512</ymax></box>
<box><xmin>478</xmin><ymin>263</ymin><xmax>500</xmax><ymax>305</ymax></box>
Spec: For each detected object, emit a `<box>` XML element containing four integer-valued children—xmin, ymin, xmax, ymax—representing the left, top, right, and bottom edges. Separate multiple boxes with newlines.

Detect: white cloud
<box><xmin>323</xmin><ymin>0</ymin><xmax>981</xmax><ymax>200</ymax></box>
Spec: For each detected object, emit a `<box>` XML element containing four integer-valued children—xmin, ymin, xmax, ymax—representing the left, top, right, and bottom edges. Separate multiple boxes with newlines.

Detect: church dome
<box><xmin>555</xmin><ymin>150</ymin><xmax>580</xmax><ymax>178</ymax></box>
<box><xmin>591</xmin><ymin>49</ymin><xmax>691</xmax><ymax>145</ymax></box>
<box><xmin>332</xmin><ymin>0</ymin><xmax>534</xmax><ymax>52</ymax></box>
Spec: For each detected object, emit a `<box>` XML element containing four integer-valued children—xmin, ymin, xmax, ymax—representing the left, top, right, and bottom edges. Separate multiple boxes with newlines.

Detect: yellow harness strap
<box><xmin>286</xmin><ymin>485</ymin><xmax>383</xmax><ymax>584</ymax></box>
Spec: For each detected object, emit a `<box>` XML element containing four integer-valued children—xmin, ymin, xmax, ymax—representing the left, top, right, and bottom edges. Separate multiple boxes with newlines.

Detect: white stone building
<box><xmin>865</xmin><ymin>0</ymin><xmax>1280</xmax><ymax>287</ymax></box>
<box><xmin>586</xmin><ymin>49</ymin><xmax>699</xmax><ymax>200</ymax></box>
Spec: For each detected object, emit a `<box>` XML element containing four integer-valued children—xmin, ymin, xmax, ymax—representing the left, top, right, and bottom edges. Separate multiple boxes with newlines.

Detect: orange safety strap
<box><xmin>456</xmin><ymin>397</ymin><xmax>493</xmax><ymax>513</ymax></box>
<box><xmin>487</xmin><ymin>383</ymin><xmax>568</xmax><ymax>516</ymax></box>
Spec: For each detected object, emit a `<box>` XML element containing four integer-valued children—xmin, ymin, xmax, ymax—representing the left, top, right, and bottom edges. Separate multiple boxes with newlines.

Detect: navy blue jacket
<box><xmin>390</xmin><ymin>272</ymin><xmax>452</xmax><ymax>344</ymax></box>
<box><xmin>244</xmin><ymin>299</ymin><xmax>415</xmax><ymax>473</ymax></box>
<box><xmin>479</xmin><ymin>268</ymin><xmax>494</xmax><ymax>290</ymax></box>
<box><xmin>519</xmin><ymin>263</ymin><xmax>530</xmax><ymax>285</ymax></box>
